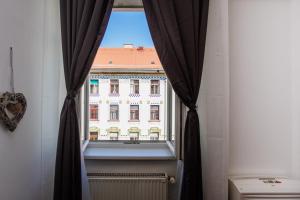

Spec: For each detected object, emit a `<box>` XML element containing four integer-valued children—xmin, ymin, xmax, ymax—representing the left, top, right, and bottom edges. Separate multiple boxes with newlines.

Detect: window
<box><xmin>150</xmin><ymin>80</ymin><xmax>160</xmax><ymax>95</ymax></box>
<box><xmin>90</xmin><ymin>131</ymin><xmax>98</xmax><ymax>141</ymax></box>
<box><xmin>149</xmin><ymin>127</ymin><xmax>161</xmax><ymax>141</ymax></box>
<box><xmin>83</xmin><ymin>10</ymin><xmax>180</xmax><ymax>149</ymax></box>
<box><xmin>129</xmin><ymin>132</ymin><xmax>139</xmax><ymax>141</ymax></box>
<box><xmin>128</xmin><ymin>127</ymin><xmax>140</xmax><ymax>141</ymax></box>
<box><xmin>130</xmin><ymin>79</ymin><xmax>139</xmax><ymax>94</ymax></box>
<box><xmin>90</xmin><ymin>79</ymin><xmax>99</xmax><ymax>95</ymax></box>
<box><xmin>110</xmin><ymin>133</ymin><xmax>119</xmax><ymax>141</ymax></box>
<box><xmin>106</xmin><ymin>127</ymin><xmax>120</xmax><ymax>141</ymax></box>
<box><xmin>110</xmin><ymin>79</ymin><xmax>119</xmax><ymax>94</ymax></box>
<box><xmin>150</xmin><ymin>133</ymin><xmax>159</xmax><ymax>141</ymax></box>
<box><xmin>150</xmin><ymin>105</ymin><xmax>159</xmax><ymax>121</ymax></box>
<box><xmin>110</xmin><ymin>105</ymin><xmax>119</xmax><ymax>121</ymax></box>
<box><xmin>90</xmin><ymin>105</ymin><xmax>98</xmax><ymax>120</ymax></box>
<box><xmin>130</xmin><ymin>105</ymin><xmax>139</xmax><ymax>121</ymax></box>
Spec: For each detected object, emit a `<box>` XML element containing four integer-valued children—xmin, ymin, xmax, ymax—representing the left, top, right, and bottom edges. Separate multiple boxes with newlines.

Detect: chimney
<box><xmin>137</xmin><ymin>46</ymin><xmax>144</xmax><ymax>51</ymax></box>
<box><xmin>123</xmin><ymin>44</ymin><xmax>134</xmax><ymax>48</ymax></box>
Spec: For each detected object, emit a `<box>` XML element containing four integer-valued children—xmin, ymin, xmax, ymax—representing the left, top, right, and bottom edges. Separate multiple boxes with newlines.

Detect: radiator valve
<box><xmin>169</xmin><ymin>177</ymin><xmax>176</xmax><ymax>184</ymax></box>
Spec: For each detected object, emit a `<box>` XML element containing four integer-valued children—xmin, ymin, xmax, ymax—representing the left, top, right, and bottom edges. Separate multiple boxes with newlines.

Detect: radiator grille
<box><xmin>88</xmin><ymin>172</ymin><xmax>168</xmax><ymax>200</ymax></box>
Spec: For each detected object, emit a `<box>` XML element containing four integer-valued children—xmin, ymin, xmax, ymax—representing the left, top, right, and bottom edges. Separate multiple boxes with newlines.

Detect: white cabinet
<box><xmin>229</xmin><ymin>177</ymin><xmax>300</xmax><ymax>200</ymax></box>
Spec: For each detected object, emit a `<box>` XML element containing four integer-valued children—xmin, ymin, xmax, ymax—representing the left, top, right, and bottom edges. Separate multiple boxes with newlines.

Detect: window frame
<box><xmin>82</xmin><ymin>72</ymin><xmax>183</xmax><ymax>159</ymax></box>
<box><xmin>150</xmin><ymin>79</ymin><xmax>160</xmax><ymax>95</ymax></box>
<box><xmin>79</xmin><ymin>79</ymin><xmax>90</xmax><ymax>150</ymax></box>
<box><xmin>129</xmin><ymin>105</ymin><xmax>139</xmax><ymax>121</ymax></box>
<box><xmin>150</xmin><ymin>105</ymin><xmax>160</xmax><ymax>121</ymax></box>
<box><xmin>109</xmin><ymin>104</ymin><xmax>119</xmax><ymax>121</ymax></box>
<box><xmin>130</xmin><ymin>79</ymin><xmax>139</xmax><ymax>95</ymax></box>
<box><xmin>80</xmin><ymin>8</ymin><xmax>185</xmax><ymax>159</ymax></box>
<box><xmin>110</xmin><ymin>79</ymin><xmax>119</xmax><ymax>95</ymax></box>
<box><xmin>90</xmin><ymin>79</ymin><xmax>99</xmax><ymax>95</ymax></box>
<box><xmin>89</xmin><ymin>104</ymin><xmax>99</xmax><ymax>121</ymax></box>
<box><xmin>89</xmin><ymin>131</ymin><xmax>99</xmax><ymax>141</ymax></box>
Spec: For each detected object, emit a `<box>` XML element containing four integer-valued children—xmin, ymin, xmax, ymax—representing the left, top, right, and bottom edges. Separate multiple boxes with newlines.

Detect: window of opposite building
<box><xmin>110</xmin><ymin>79</ymin><xmax>119</xmax><ymax>94</ymax></box>
<box><xmin>110</xmin><ymin>105</ymin><xmax>119</xmax><ymax>121</ymax></box>
<box><xmin>130</xmin><ymin>105</ymin><xmax>139</xmax><ymax>121</ymax></box>
<box><xmin>90</xmin><ymin>79</ymin><xmax>99</xmax><ymax>95</ymax></box>
<box><xmin>150</xmin><ymin>133</ymin><xmax>159</xmax><ymax>141</ymax></box>
<box><xmin>130</xmin><ymin>79</ymin><xmax>139</xmax><ymax>94</ymax></box>
<box><xmin>129</xmin><ymin>132</ymin><xmax>139</xmax><ymax>141</ymax></box>
<box><xmin>150</xmin><ymin>105</ymin><xmax>160</xmax><ymax>121</ymax></box>
<box><xmin>89</xmin><ymin>105</ymin><xmax>98</xmax><ymax>121</ymax></box>
<box><xmin>150</xmin><ymin>80</ymin><xmax>160</xmax><ymax>95</ymax></box>
<box><xmin>110</xmin><ymin>132</ymin><xmax>119</xmax><ymax>141</ymax></box>
<box><xmin>89</xmin><ymin>131</ymin><xmax>98</xmax><ymax>141</ymax></box>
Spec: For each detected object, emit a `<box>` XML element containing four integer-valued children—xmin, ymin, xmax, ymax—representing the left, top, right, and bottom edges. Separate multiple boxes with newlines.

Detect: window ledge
<box><xmin>149</xmin><ymin>94</ymin><xmax>160</xmax><ymax>97</ymax></box>
<box><xmin>129</xmin><ymin>94</ymin><xmax>140</xmax><ymax>97</ymax></box>
<box><xmin>84</xmin><ymin>142</ymin><xmax>176</xmax><ymax>160</ymax></box>
<box><xmin>108</xmin><ymin>120</ymin><xmax>120</xmax><ymax>122</ymax></box>
<box><xmin>109</xmin><ymin>93</ymin><xmax>120</xmax><ymax>96</ymax></box>
<box><xmin>128</xmin><ymin>120</ymin><xmax>140</xmax><ymax>122</ymax></box>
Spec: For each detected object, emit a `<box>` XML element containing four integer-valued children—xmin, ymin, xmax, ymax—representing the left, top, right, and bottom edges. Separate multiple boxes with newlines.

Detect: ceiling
<box><xmin>113</xmin><ymin>0</ymin><xmax>143</xmax><ymax>8</ymax></box>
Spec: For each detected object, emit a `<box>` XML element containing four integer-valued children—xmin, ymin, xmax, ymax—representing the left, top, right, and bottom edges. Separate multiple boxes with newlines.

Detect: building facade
<box><xmin>88</xmin><ymin>46</ymin><xmax>167</xmax><ymax>141</ymax></box>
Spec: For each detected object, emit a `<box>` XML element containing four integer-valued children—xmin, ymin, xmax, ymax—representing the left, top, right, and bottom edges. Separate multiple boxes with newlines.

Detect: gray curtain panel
<box><xmin>54</xmin><ymin>1</ymin><xmax>113</xmax><ymax>200</ymax></box>
<box><xmin>142</xmin><ymin>0</ymin><xmax>209</xmax><ymax>199</ymax></box>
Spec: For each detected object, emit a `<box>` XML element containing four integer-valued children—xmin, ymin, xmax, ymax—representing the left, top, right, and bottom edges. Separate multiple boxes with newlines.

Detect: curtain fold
<box><xmin>142</xmin><ymin>0</ymin><xmax>209</xmax><ymax>199</ymax></box>
<box><xmin>54</xmin><ymin>1</ymin><xmax>113</xmax><ymax>199</ymax></box>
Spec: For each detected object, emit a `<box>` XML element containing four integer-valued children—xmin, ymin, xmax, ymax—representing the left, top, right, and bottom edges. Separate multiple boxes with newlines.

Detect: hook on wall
<box><xmin>9</xmin><ymin>47</ymin><xmax>15</xmax><ymax>93</ymax></box>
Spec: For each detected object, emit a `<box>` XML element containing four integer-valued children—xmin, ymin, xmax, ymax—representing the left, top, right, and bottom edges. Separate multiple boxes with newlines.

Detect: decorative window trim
<box><xmin>90</xmin><ymin>74</ymin><xmax>167</xmax><ymax>80</ymax></box>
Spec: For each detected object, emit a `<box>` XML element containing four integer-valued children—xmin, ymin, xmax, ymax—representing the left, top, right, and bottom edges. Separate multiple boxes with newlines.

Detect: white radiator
<box><xmin>88</xmin><ymin>172</ymin><xmax>168</xmax><ymax>200</ymax></box>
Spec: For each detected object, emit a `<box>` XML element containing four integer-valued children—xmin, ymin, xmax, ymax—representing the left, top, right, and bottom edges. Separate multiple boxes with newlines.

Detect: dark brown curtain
<box><xmin>54</xmin><ymin>1</ymin><xmax>113</xmax><ymax>200</ymax></box>
<box><xmin>142</xmin><ymin>0</ymin><xmax>209</xmax><ymax>199</ymax></box>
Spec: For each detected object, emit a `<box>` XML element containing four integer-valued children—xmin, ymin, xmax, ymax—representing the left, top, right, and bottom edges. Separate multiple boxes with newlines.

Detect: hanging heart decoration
<box><xmin>0</xmin><ymin>47</ymin><xmax>27</xmax><ymax>132</ymax></box>
<box><xmin>0</xmin><ymin>92</ymin><xmax>27</xmax><ymax>131</ymax></box>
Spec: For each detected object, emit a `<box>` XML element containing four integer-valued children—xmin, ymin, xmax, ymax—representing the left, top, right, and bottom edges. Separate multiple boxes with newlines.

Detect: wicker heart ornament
<box><xmin>0</xmin><ymin>92</ymin><xmax>27</xmax><ymax>132</ymax></box>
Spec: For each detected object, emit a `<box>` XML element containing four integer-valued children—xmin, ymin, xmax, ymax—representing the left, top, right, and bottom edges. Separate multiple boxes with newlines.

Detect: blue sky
<box><xmin>100</xmin><ymin>12</ymin><xmax>154</xmax><ymax>47</ymax></box>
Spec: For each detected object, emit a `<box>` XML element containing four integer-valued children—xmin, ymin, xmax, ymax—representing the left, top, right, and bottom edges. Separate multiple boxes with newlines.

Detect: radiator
<box><xmin>88</xmin><ymin>172</ymin><xmax>168</xmax><ymax>200</ymax></box>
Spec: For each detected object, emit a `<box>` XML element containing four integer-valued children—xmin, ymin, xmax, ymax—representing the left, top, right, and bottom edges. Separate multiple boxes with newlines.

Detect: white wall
<box><xmin>290</xmin><ymin>0</ymin><xmax>300</xmax><ymax>179</ymax></box>
<box><xmin>200</xmin><ymin>1</ymin><xmax>300</xmax><ymax>199</ymax></box>
<box><xmin>199</xmin><ymin>0</ymin><xmax>229</xmax><ymax>199</ymax></box>
<box><xmin>0</xmin><ymin>0</ymin><xmax>61</xmax><ymax>200</ymax></box>
<box><xmin>41</xmin><ymin>1</ymin><xmax>62</xmax><ymax>199</ymax></box>
<box><xmin>229</xmin><ymin>0</ymin><xmax>299</xmax><ymax>177</ymax></box>
<box><xmin>0</xmin><ymin>1</ymin><xmax>44</xmax><ymax>199</ymax></box>
<box><xmin>1</xmin><ymin>0</ymin><xmax>300</xmax><ymax>199</ymax></box>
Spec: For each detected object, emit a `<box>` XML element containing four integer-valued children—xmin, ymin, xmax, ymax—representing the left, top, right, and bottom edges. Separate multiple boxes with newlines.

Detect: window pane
<box><xmin>90</xmin><ymin>79</ymin><xmax>99</xmax><ymax>94</ymax></box>
<box><xmin>90</xmin><ymin>131</ymin><xmax>98</xmax><ymax>141</ymax></box>
<box><xmin>130</xmin><ymin>105</ymin><xmax>139</xmax><ymax>120</ymax></box>
<box><xmin>110</xmin><ymin>105</ymin><xmax>119</xmax><ymax>120</ymax></box>
<box><xmin>150</xmin><ymin>105</ymin><xmax>159</xmax><ymax>120</ymax></box>
<box><xmin>130</xmin><ymin>79</ymin><xmax>139</xmax><ymax>94</ymax></box>
<box><xmin>150</xmin><ymin>133</ymin><xmax>159</xmax><ymax>141</ymax></box>
<box><xmin>110</xmin><ymin>79</ymin><xmax>119</xmax><ymax>94</ymax></box>
<box><xmin>110</xmin><ymin>132</ymin><xmax>119</xmax><ymax>141</ymax></box>
<box><xmin>150</xmin><ymin>80</ymin><xmax>160</xmax><ymax>94</ymax></box>
<box><xmin>90</xmin><ymin>105</ymin><xmax>98</xmax><ymax>120</ymax></box>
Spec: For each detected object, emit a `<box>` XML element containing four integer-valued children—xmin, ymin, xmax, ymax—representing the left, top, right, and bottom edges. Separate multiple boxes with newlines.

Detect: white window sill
<box><xmin>84</xmin><ymin>142</ymin><xmax>176</xmax><ymax>160</ymax></box>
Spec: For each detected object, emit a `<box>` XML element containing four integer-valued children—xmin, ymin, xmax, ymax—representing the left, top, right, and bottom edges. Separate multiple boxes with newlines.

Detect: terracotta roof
<box><xmin>92</xmin><ymin>47</ymin><xmax>162</xmax><ymax>70</ymax></box>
